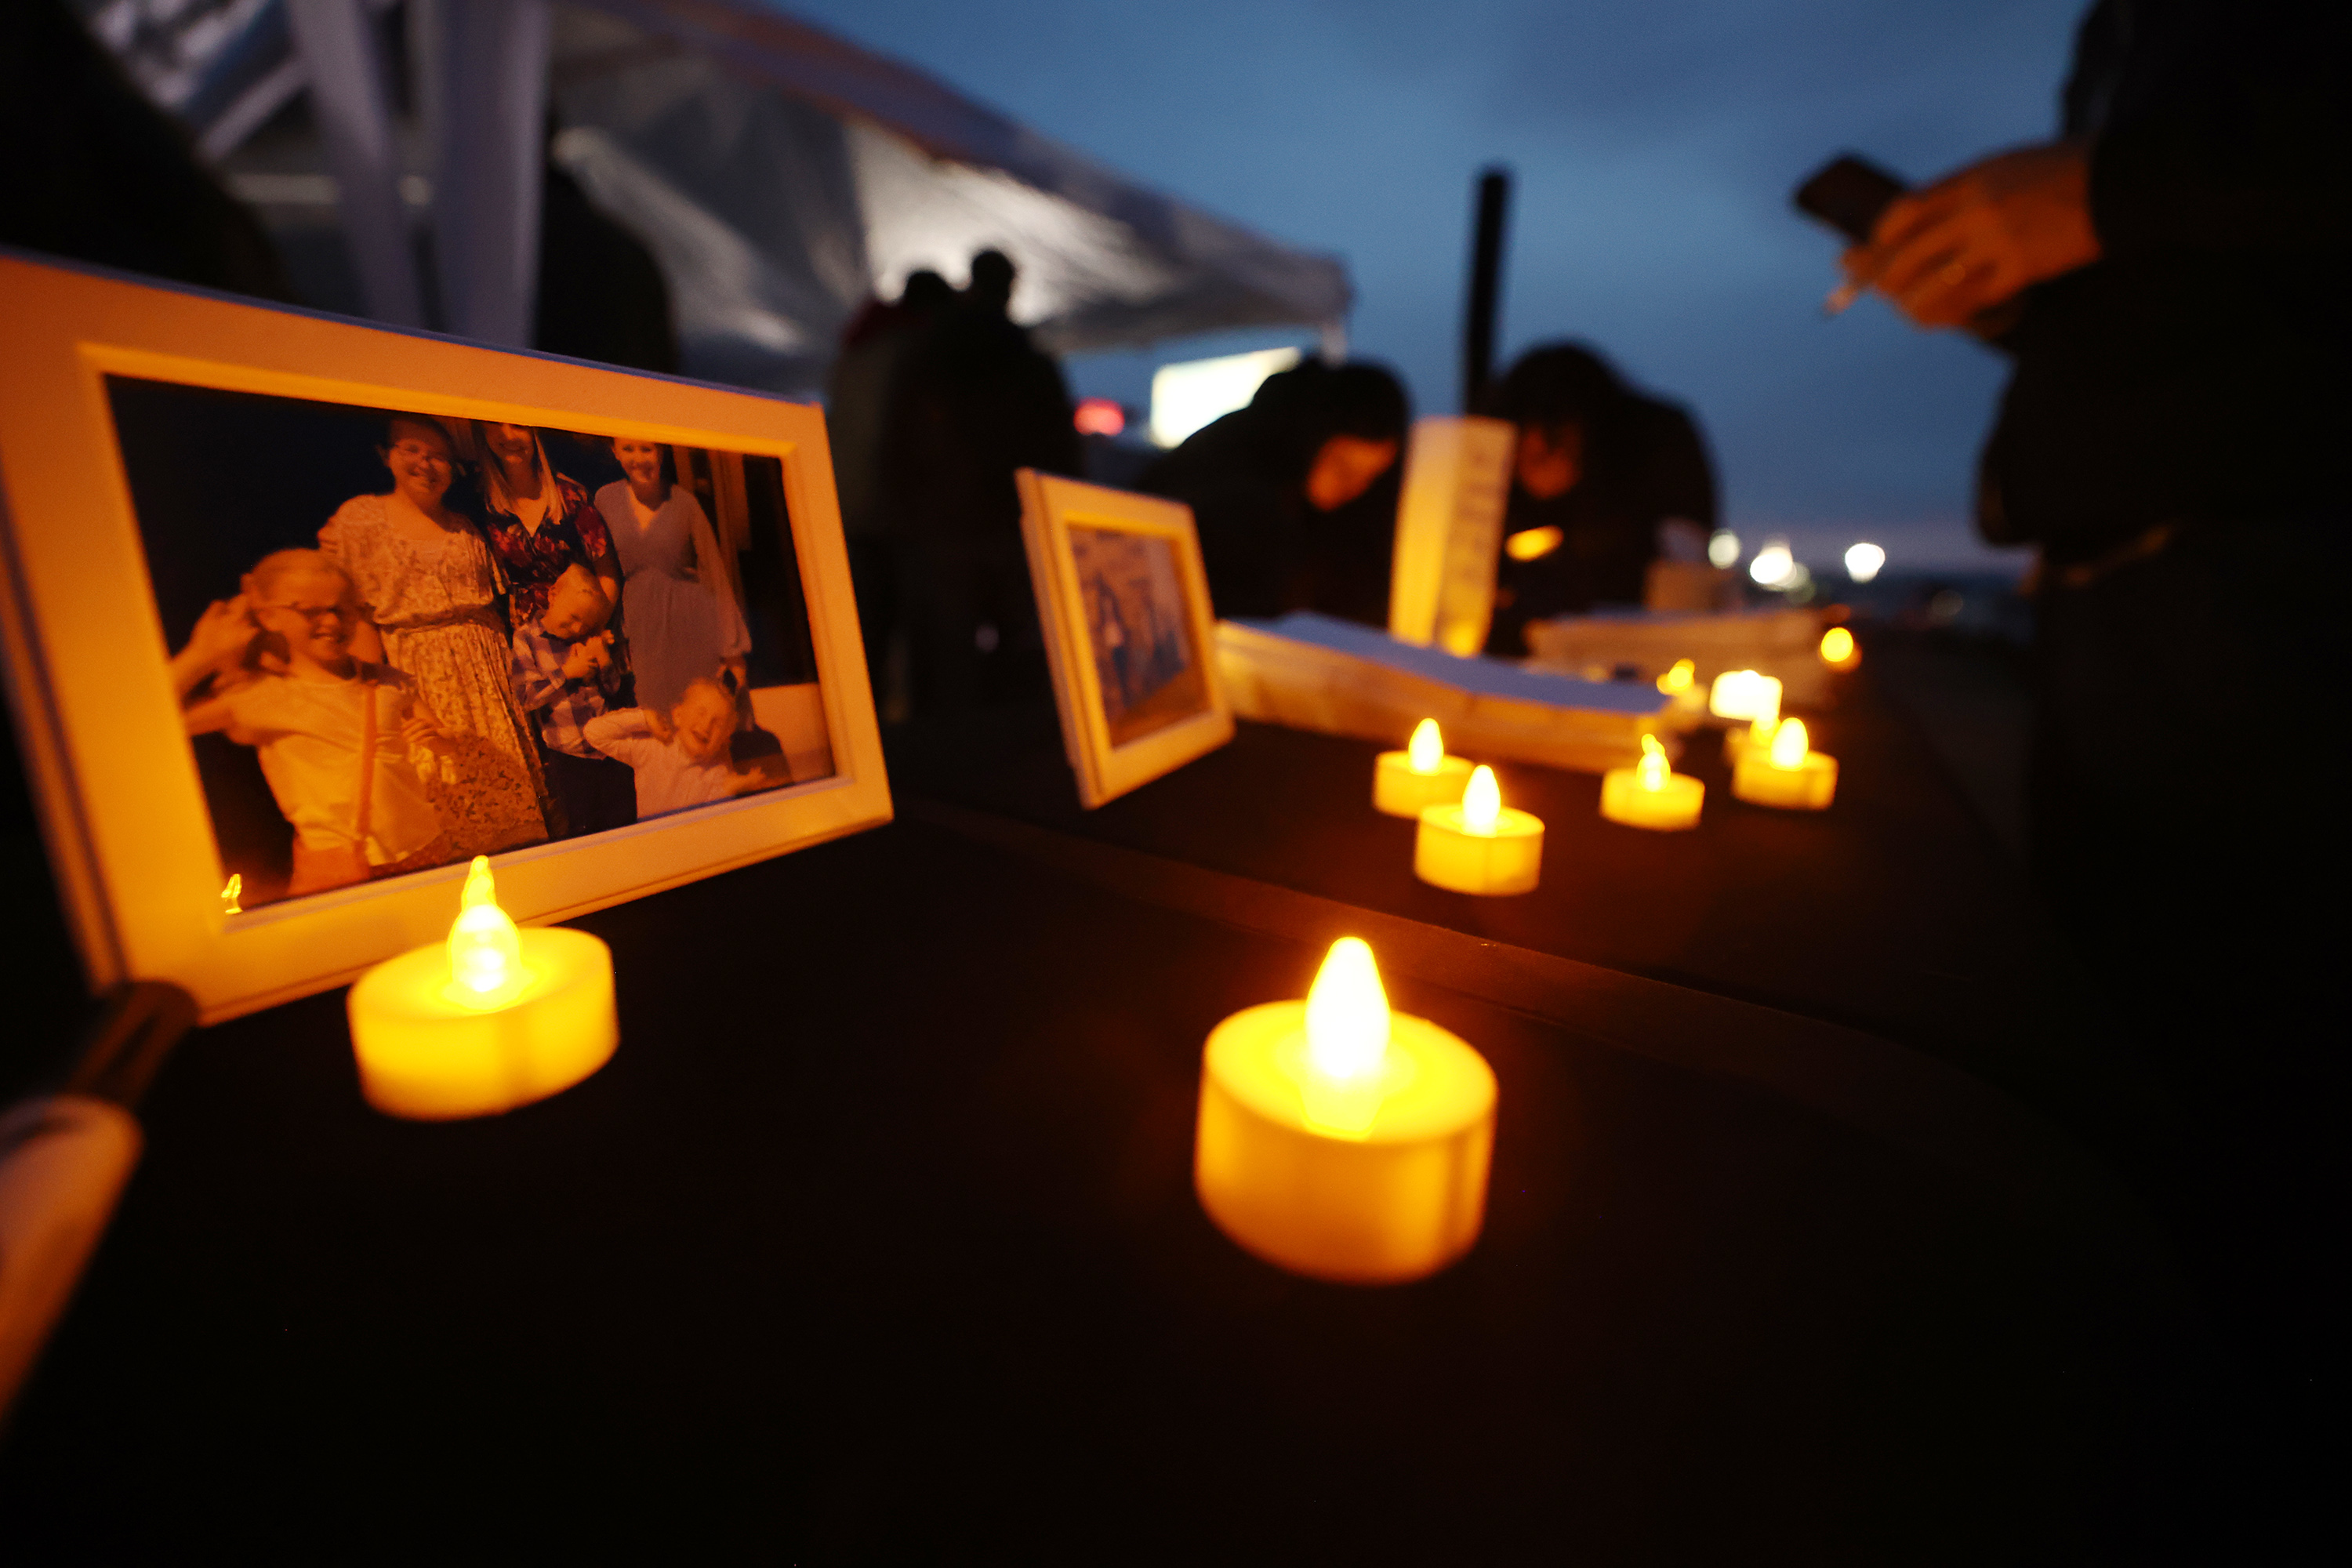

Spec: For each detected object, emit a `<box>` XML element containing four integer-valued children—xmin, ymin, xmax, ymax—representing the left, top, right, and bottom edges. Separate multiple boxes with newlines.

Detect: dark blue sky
<box><xmin>783</xmin><ymin>0</ymin><xmax>2089</xmax><ymax>571</ymax></box>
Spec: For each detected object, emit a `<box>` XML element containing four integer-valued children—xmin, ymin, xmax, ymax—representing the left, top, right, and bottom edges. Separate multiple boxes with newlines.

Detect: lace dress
<box><xmin>594</xmin><ymin>481</ymin><xmax>751</xmax><ymax>713</ymax></box>
<box><xmin>319</xmin><ymin>495</ymin><xmax>550</xmax><ymax>854</ymax></box>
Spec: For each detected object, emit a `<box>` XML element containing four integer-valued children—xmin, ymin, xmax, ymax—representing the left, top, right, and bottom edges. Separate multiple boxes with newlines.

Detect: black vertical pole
<box><xmin>1462</xmin><ymin>165</ymin><xmax>1512</xmax><ymax>413</ymax></box>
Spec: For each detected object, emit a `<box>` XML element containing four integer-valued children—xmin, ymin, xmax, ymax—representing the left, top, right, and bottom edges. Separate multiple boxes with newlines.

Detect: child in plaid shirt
<box><xmin>511</xmin><ymin>564</ymin><xmax>637</xmax><ymax>836</ymax></box>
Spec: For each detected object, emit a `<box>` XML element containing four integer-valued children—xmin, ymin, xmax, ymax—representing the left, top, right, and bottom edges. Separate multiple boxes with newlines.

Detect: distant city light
<box><xmin>1748</xmin><ymin>540</ymin><xmax>1795</xmax><ymax>587</ymax></box>
<box><xmin>1707</xmin><ymin>529</ymin><xmax>1740</xmax><ymax>569</ymax></box>
<box><xmin>1844</xmin><ymin>541</ymin><xmax>1886</xmax><ymax>583</ymax></box>
<box><xmin>1149</xmin><ymin>347</ymin><xmax>1301</xmax><ymax>448</ymax></box>
<box><xmin>1073</xmin><ymin>397</ymin><xmax>1125</xmax><ymax>437</ymax></box>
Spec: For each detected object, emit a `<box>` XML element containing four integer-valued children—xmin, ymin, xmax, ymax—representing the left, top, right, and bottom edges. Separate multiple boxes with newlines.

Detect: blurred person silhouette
<box><xmin>1139</xmin><ymin>359</ymin><xmax>1410</xmax><ymax>622</ymax></box>
<box><xmin>880</xmin><ymin>251</ymin><xmax>1081</xmax><ymax>717</ymax></box>
<box><xmin>1837</xmin><ymin>0</ymin><xmax>2347</xmax><ymax>1516</ymax></box>
<box><xmin>0</xmin><ymin>0</ymin><xmax>292</xmax><ymax>303</ymax></box>
<box><xmin>1477</xmin><ymin>344</ymin><xmax>1717</xmax><ymax>655</ymax></box>
<box><xmin>829</xmin><ymin>269</ymin><xmax>956</xmax><ymax>704</ymax></box>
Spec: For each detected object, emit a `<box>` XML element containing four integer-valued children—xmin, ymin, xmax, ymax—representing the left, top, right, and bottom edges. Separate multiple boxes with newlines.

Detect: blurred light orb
<box><xmin>1707</xmin><ymin>530</ymin><xmax>1741</xmax><ymax>569</ymax></box>
<box><xmin>1748</xmin><ymin>542</ymin><xmax>1795</xmax><ymax>587</ymax></box>
<box><xmin>1504</xmin><ymin>524</ymin><xmax>1563</xmax><ymax>561</ymax></box>
<box><xmin>1073</xmin><ymin>397</ymin><xmax>1126</xmax><ymax>437</ymax></box>
<box><xmin>1844</xmin><ymin>541</ymin><xmax>1886</xmax><ymax>583</ymax></box>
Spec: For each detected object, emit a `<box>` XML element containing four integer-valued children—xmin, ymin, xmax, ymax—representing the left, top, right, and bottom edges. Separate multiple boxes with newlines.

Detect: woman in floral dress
<box><xmin>320</xmin><ymin>416</ymin><xmax>550</xmax><ymax>854</ymax></box>
<box><xmin>466</xmin><ymin>422</ymin><xmax>622</xmax><ymax>627</ymax></box>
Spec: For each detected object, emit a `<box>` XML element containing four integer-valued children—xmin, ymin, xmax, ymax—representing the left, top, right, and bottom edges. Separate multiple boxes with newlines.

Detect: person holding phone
<box><xmin>1831</xmin><ymin>0</ymin><xmax>2347</xmax><ymax>1512</ymax></box>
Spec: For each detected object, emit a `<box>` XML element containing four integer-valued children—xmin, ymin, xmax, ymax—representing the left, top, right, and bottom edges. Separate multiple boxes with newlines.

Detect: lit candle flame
<box><xmin>1406</xmin><ymin>717</ymin><xmax>1444</xmax><ymax>775</ymax></box>
<box><xmin>1305</xmin><ymin>938</ymin><xmax>1389</xmax><ymax>1083</ymax></box>
<box><xmin>1301</xmin><ymin>938</ymin><xmax>1392</xmax><ymax>1134</ymax></box>
<box><xmin>1504</xmin><ymin>524</ymin><xmax>1564</xmax><ymax>562</ymax></box>
<box><xmin>1769</xmin><ymin>717</ymin><xmax>1809</xmax><ymax>770</ymax></box>
<box><xmin>1638</xmin><ymin>734</ymin><xmax>1668</xmax><ymax>791</ymax></box>
<box><xmin>1820</xmin><ymin>626</ymin><xmax>1855</xmax><ymax>665</ymax></box>
<box><xmin>1462</xmin><ymin>765</ymin><xmax>1502</xmax><ymax>836</ymax></box>
<box><xmin>445</xmin><ymin>855</ymin><xmax>523</xmax><ymax>1006</ymax></box>
<box><xmin>1656</xmin><ymin>658</ymin><xmax>1695</xmax><ymax>695</ymax></box>
<box><xmin>220</xmin><ymin>874</ymin><xmax>241</xmax><ymax>915</ymax></box>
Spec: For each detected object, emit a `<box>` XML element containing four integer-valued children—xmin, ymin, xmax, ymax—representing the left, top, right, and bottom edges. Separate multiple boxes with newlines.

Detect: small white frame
<box><xmin>1016</xmin><ymin>469</ymin><xmax>1233</xmax><ymax>808</ymax></box>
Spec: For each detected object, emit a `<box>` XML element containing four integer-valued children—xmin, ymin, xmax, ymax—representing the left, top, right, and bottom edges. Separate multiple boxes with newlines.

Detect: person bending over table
<box><xmin>320</xmin><ymin>416</ymin><xmax>551</xmax><ymax>855</ymax></box>
<box><xmin>1478</xmin><ymin>343</ymin><xmax>1718</xmax><ymax>654</ymax></box>
<box><xmin>1140</xmin><ymin>359</ymin><xmax>1409</xmax><ymax>622</ymax></box>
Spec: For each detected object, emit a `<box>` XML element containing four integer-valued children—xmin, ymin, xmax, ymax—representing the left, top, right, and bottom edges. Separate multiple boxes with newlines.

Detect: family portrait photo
<box><xmin>1068</xmin><ymin>523</ymin><xmax>1207</xmax><ymax>750</ymax></box>
<box><xmin>113</xmin><ymin>376</ymin><xmax>834</xmax><ymax>912</ymax></box>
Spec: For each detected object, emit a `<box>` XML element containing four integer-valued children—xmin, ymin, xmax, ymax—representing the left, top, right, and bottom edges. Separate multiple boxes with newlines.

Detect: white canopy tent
<box><xmin>83</xmin><ymin>0</ymin><xmax>1352</xmax><ymax>395</ymax></box>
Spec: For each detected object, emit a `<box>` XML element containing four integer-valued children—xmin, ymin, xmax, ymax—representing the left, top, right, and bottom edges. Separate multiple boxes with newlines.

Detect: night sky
<box><xmin>781</xmin><ymin>0</ymin><xmax>2089</xmax><ymax>572</ymax></box>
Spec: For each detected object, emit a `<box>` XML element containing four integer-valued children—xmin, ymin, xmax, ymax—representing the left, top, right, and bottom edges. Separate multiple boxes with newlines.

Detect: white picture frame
<box><xmin>0</xmin><ymin>252</ymin><xmax>891</xmax><ymax>1022</ymax></box>
<box><xmin>1016</xmin><ymin>469</ymin><xmax>1233</xmax><ymax>808</ymax></box>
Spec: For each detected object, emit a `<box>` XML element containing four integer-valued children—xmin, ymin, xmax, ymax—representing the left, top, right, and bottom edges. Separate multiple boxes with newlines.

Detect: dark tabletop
<box><xmin>0</xmin><ymin>668</ymin><xmax>2220</xmax><ymax>1560</ymax></box>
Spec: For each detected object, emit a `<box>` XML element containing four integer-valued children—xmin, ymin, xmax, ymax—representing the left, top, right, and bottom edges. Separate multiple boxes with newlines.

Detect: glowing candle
<box><xmin>347</xmin><ymin>858</ymin><xmax>618</xmax><ymax>1120</ymax></box>
<box><xmin>1194</xmin><ymin>938</ymin><xmax>1497</xmax><ymax>1283</ymax></box>
<box><xmin>1819</xmin><ymin>626</ymin><xmax>1860</xmax><ymax>670</ymax></box>
<box><xmin>220</xmin><ymin>875</ymin><xmax>241</xmax><ymax>915</ymax></box>
<box><xmin>1721</xmin><ymin>681</ymin><xmax>1783</xmax><ymax>765</ymax></box>
<box><xmin>1709</xmin><ymin>669</ymin><xmax>1782</xmax><ymax>723</ymax></box>
<box><xmin>1655</xmin><ymin>656</ymin><xmax>1707</xmax><ymax>716</ymax></box>
<box><xmin>1414</xmin><ymin>765</ymin><xmax>1543</xmax><ymax>895</ymax></box>
<box><xmin>1600</xmin><ymin>734</ymin><xmax>1704</xmax><ymax>831</ymax></box>
<box><xmin>1374</xmin><ymin>718</ymin><xmax>1475</xmax><ymax>817</ymax></box>
<box><xmin>1731</xmin><ymin>716</ymin><xmax>1838</xmax><ymax>810</ymax></box>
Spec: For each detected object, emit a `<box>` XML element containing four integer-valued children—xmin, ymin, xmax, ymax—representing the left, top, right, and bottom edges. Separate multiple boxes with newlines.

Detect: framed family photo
<box><xmin>1016</xmin><ymin>470</ymin><xmax>1232</xmax><ymax>808</ymax></box>
<box><xmin>0</xmin><ymin>251</ymin><xmax>889</xmax><ymax>1021</ymax></box>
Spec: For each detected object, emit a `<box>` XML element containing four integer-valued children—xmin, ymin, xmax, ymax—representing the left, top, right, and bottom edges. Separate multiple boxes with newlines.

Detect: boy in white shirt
<box><xmin>583</xmin><ymin>677</ymin><xmax>785</xmax><ymax>820</ymax></box>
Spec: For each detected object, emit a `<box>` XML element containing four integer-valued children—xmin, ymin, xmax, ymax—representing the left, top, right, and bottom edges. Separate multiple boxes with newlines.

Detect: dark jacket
<box><xmin>1980</xmin><ymin>0</ymin><xmax>2350</xmax><ymax>561</ymax></box>
<box><xmin>1138</xmin><ymin>363</ymin><xmax>1399</xmax><ymax>623</ymax></box>
<box><xmin>1487</xmin><ymin>394</ymin><xmax>1715</xmax><ymax>653</ymax></box>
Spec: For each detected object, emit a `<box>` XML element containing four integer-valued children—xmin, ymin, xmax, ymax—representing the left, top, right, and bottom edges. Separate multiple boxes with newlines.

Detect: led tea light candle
<box><xmin>1655</xmin><ymin>657</ymin><xmax>1706</xmax><ymax>715</ymax></box>
<box><xmin>1600</xmin><ymin>735</ymin><xmax>1704</xmax><ymax>831</ymax></box>
<box><xmin>1819</xmin><ymin>626</ymin><xmax>1860</xmax><ymax>670</ymax></box>
<box><xmin>1721</xmin><ymin>680</ymin><xmax>1782</xmax><ymax>765</ymax></box>
<box><xmin>1415</xmin><ymin>765</ymin><xmax>1543</xmax><ymax>895</ymax></box>
<box><xmin>1732</xmin><ymin>716</ymin><xmax>1838</xmax><ymax>810</ymax></box>
<box><xmin>1709</xmin><ymin>668</ymin><xmax>1782</xmax><ymax>724</ymax></box>
<box><xmin>1194</xmin><ymin>938</ymin><xmax>1497</xmax><ymax>1283</ymax></box>
<box><xmin>1374</xmin><ymin>718</ymin><xmax>1475</xmax><ymax>818</ymax></box>
<box><xmin>347</xmin><ymin>858</ymin><xmax>619</xmax><ymax>1120</ymax></box>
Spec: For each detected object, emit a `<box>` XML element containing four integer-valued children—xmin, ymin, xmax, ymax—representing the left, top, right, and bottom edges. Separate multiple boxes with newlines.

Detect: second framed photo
<box><xmin>1016</xmin><ymin>470</ymin><xmax>1232</xmax><ymax>808</ymax></box>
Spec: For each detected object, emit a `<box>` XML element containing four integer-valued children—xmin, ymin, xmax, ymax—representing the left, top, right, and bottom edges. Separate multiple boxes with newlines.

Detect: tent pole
<box><xmin>284</xmin><ymin>0</ymin><xmax>426</xmax><ymax>327</ymax></box>
<box><xmin>431</xmin><ymin>0</ymin><xmax>551</xmax><ymax>347</ymax></box>
<box><xmin>1461</xmin><ymin>165</ymin><xmax>1511</xmax><ymax>413</ymax></box>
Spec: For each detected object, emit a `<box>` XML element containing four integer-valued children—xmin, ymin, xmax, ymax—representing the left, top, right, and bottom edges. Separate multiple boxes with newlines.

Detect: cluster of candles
<box><xmin>336</xmin><ymin>630</ymin><xmax>1863</xmax><ymax>1294</ymax></box>
<box><xmin>1377</xmin><ymin>720</ymin><xmax>1545</xmax><ymax>895</ymax></box>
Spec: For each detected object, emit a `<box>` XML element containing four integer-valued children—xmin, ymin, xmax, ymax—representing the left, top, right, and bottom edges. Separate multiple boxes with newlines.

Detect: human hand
<box><xmin>187</xmin><ymin>595</ymin><xmax>258</xmax><ymax>669</ymax></box>
<box><xmin>401</xmin><ymin>713</ymin><xmax>450</xmax><ymax>753</ymax></box>
<box><xmin>561</xmin><ymin>641</ymin><xmax>600</xmax><ymax>681</ymax></box>
<box><xmin>1841</xmin><ymin>141</ymin><xmax>2099</xmax><ymax>329</ymax></box>
<box><xmin>643</xmin><ymin>707</ymin><xmax>674</xmax><ymax>743</ymax></box>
